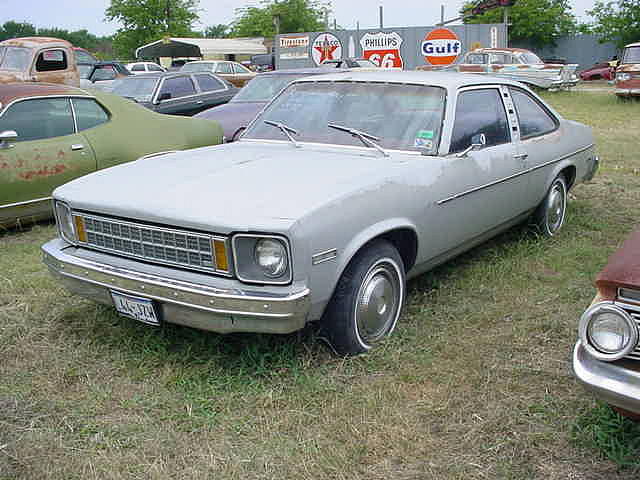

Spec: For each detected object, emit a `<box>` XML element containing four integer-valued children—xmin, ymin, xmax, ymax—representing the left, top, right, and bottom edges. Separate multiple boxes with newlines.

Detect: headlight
<box><xmin>579</xmin><ymin>302</ymin><xmax>638</xmax><ymax>361</ymax></box>
<box><xmin>232</xmin><ymin>234</ymin><xmax>292</xmax><ymax>284</ymax></box>
<box><xmin>616</xmin><ymin>73</ymin><xmax>631</xmax><ymax>82</ymax></box>
<box><xmin>254</xmin><ymin>238</ymin><xmax>288</xmax><ymax>277</ymax></box>
<box><xmin>54</xmin><ymin>201</ymin><xmax>77</xmax><ymax>244</ymax></box>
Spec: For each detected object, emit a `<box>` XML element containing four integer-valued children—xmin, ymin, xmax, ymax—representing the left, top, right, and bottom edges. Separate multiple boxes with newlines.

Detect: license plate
<box><xmin>111</xmin><ymin>291</ymin><xmax>160</xmax><ymax>326</ymax></box>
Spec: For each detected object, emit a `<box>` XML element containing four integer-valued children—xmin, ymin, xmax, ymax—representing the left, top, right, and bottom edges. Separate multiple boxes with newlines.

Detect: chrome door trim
<box><xmin>437</xmin><ymin>143</ymin><xmax>594</xmax><ymax>206</ymax></box>
<box><xmin>0</xmin><ymin>196</ymin><xmax>52</xmax><ymax>210</ymax></box>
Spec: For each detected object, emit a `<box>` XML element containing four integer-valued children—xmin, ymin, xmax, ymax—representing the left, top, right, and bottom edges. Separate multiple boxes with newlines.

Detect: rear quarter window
<box><xmin>509</xmin><ymin>88</ymin><xmax>558</xmax><ymax>139</ymax></box>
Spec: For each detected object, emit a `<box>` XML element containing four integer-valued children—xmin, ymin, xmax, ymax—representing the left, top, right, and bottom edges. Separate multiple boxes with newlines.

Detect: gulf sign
<box><xmin>421</xmin><ymin>28</ymin><xmax>461</xmax><ymax>66</ymax></box>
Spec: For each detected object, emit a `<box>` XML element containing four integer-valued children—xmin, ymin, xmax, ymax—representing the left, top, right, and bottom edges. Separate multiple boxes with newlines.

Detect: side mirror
<box><xmin>156</xmin><ymin>92</ymin><xmax>172</xmax><ymax>103</ymax></box>
<box><xmin>0</xmin><ymin>130</ymin><xmax>17</xmax><ymax>149</ymax></box>
<box><xmin>456</xmin><ymin>133</ymin><xmax>486</xmax><ymax>158</ymax></box>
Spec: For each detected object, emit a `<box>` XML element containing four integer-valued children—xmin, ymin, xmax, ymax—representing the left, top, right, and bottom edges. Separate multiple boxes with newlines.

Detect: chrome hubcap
<box><xmin>355</xmin><ymin>260</ymin><xmax>402</xmax><ymax>344</ymax></box>
<box><xmin>546</xmin><ymin>183</ymin><xmax>565</xmax><ymax>233</ymax></box>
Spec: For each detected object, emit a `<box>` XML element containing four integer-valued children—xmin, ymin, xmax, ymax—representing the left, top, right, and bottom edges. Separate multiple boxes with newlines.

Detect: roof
<box><xmin>135</xmin><ymin>37</ymin><xmax>267</xmax><ymax>59</ymax></box>
<box><xmin>293</xmin><ymin>70</ymin><xmax>527</xmax><ymax>90</ymax></box>
<box><xmin>261</xmin><ymin>67</ymin><xmax>350</xmax><ymax>76</ymax></box>
<box><xmin>0</xmin><ymin>82</ymin><xmax>90</xmax><ymax>108</ymax></box>
<box><xmin>472</xmin><ymin>47</ymin><xmax>532</xmax><ymax>54</ymax></box>
<box><xmin>0</xmin><ymin>36</ymin><xmax>73</xmax><ymax>49</ymax></box>
<box><xmin>625</xmin><ymin>42</ymin><xmax>640</xmax><ymax>48</ymax></box>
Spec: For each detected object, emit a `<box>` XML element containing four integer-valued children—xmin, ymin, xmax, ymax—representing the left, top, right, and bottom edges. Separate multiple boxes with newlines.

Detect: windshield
<box><xmin>0</xmin><ymin>46</ymin><xmax>31</xmax><ymax>71</ymax></box>
<box><xmin>111</xmin><ymin>77</ymin><xmax>159</xmax><ymax>102</ymax></box>
<box><xmin>622</xmin><ymin>46</ymin><xmax>640</xmax><ymax>64</ymax></box>
<box><xmin>519</xmin><ymin>52</ymin><xmax>543</xmax><ymax>64</ymax></box>
<box><xmin>232</xmin><ymin>74</ymin><xmax>305</xmax><ymax>102</ymax></box>
<box><xmin>181</xmin><ymin>62</ymin><xmax>213</xmax><ymax>72</ymax></box>
<box><xmin>244</xmin><ymin>81</ymin><xmax>446</xmax><ymax>154</ymax></box>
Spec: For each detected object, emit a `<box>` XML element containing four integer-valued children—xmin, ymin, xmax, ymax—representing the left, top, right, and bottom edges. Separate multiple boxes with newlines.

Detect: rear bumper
<box><xmin>42</xmin><ymin>238</ymin><xmax>311</xmax><ymax>334</ymax></box>
<box><xmin>573</xmin><ymin>341</ymin><xmax>640</xmax><ymax>415</ymax></box>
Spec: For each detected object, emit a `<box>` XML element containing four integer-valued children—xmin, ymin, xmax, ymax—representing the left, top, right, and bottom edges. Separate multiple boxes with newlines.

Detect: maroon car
<box><xmin>579</xmin><ymin>62</ymin><xmax>614</xmax><ymax>81</ymax></box>
<box><xmin>615</xmin><ymin>42</ymin><xmax>640</xmax><ymax>98</ymax></box>
<box><xmin>573</xmin><ymin>229</ymin><xmax>640</xmax><ymax>420</ymax></box>
<box><xmin>195</xmin><ymin>68</ymin><xmax>347</xmax><ymax>142</ymax></box>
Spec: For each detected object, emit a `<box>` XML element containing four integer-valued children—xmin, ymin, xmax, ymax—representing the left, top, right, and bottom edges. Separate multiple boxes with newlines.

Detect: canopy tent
<box><xmin>135</xmin><ymin>37</ymin><xmax>267</xmax><ymax>59</ymax></box>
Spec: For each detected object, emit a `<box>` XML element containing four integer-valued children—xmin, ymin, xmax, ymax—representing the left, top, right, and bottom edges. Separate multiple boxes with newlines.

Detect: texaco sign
<box><xmin>312</xmin><ymin>32</ymin><xmax>343</xmax><ymax>66</ymax></box>
<box><xmin>360</xmin><ymin>31</ymin><xmax>404</xmax><ymax>69</ymax></box>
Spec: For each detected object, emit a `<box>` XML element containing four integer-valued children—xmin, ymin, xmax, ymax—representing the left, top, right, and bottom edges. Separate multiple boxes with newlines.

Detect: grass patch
<box><xmin>1</xmin><ymin>91</ymin><xmax>640</xmax><ymax>479</ymax></box>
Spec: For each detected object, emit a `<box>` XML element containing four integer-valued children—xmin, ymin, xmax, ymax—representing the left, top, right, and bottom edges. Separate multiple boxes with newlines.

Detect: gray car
<box><xmin>42</xmin><ymin>71</ymin><xmax>598</xmax><ymax>355</ymax></box>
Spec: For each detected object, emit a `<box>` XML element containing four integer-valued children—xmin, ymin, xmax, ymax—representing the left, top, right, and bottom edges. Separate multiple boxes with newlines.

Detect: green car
<box><xmin>0</xmin><ymin>82</ymin><xmax>222</xmax><ymax>229</ymax></box>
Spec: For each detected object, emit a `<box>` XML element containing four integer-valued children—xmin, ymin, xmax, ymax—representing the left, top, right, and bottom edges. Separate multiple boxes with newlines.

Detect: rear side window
<box><xmin>510</xmin><ymin>88</ymin><xmax>557</xmax><ymax>139</ymax></box>
<box><xmin>233</xmin><ymin>63</ymin><xmax>251</xmax><ymax>74</ymax></box>
<box><xmin>450</xmin><ymin>89</ymin><xmax>510</xmax><ymax>153</ymax></box>
<box><xmin>91</xmin><ymin>65</ymin><xmax>116</xmax><ymax>81</ymax></box>
<box><xmin>0</xmin><ymin>98</ymin><xmax>74</xmax><ymax>141</ymax></box>
<box><xmin>160</xmin><ymin>76</ymin><xmax>196</xmax><ymax>99</ymax></box>
<box><xmin>130</xmin><ymin>64</ymin><xmax>145</xmax><ymax>72</ymax></box>
<box><xmin>148</xmin><ymin>63</ymin><xmax>163</xmax><ymax>72</ymax></box>
<box><xmin>195</xmin><ymin>74</ymin><xmax>225</xmax><ymax>92</ymax></box>
<box><xmin>466</xmin><ymin>54</ymin><xmax>486</xmax><ymax>64</ymax></box>
<box><xmin>215</xmin><ymin>62</ymin><xmax>233</xmax><ymax>74</ymax></box>
<box><xmin>72</xmin><ymin>98</ymin><xmax>109</xmax><ymax>131</ymax></box>
<box><xmin>35</xmin><ymin>49</ymin><xmax>68</xmax><ymax>72</ymax></box>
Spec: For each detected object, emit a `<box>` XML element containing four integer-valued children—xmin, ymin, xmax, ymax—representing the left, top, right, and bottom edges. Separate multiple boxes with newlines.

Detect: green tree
<box><xmin>204</xmin><ymin>24</ymin><xmax>230</xmax><ymax>38</ymax></box>
<box><xmin>462</xmin><ymin>0</ymin><xmax>578</xmax><ymax>48</ymax></box>
<box><xmin>0</xmin><ymin>21</ymin><xmax>37</xmax><ymax>41</ymax></box>
<box><xmin>231</xmin><ymin>0</ymin><xmax>328</xmax><ymax>37</ymax></box>
<box><xmin>106</xmin><ymin>0</ymin><xmax>199</xmax><ymax>58</ymax></box>
<box><xmin>588</xmin><ymin>0</ymin><xmax>640</xmax><ymax>49</ymax></box>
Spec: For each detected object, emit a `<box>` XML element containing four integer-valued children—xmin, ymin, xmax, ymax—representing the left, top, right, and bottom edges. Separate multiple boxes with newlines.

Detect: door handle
<box><xmin>196</xmin><ymin>100</ymin><xmax>204</xmax><ymax>104</ymax></box>
<box><xmin>71</xmin><ymin>144</ymin><xmax>84</xmax><ymax>151</ymax></box>
<box><xmin>513</xmin><ymin>153</ymin><xmax>528</xmax><ymax>160</ymax></box>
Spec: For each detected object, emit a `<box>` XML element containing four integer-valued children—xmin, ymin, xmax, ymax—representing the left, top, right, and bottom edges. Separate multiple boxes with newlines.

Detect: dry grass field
<box><xmin>1</xmin><ymin>89</ymin><xmax>639</xmax><ymax>479</ymax></box>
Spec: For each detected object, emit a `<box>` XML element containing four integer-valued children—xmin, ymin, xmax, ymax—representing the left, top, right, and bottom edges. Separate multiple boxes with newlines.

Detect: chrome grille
<box><xmin>617</xmin><ymin>301</ymin><xmax>640</xmax><ymax>361</ymax></box>
<box><xmin>78</xmin><ymin>214</ymin><xmax>230</xmax><ymax>275</ymax></box>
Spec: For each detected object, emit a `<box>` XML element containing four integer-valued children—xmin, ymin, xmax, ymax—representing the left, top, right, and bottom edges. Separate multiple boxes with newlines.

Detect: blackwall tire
<box><xmin>321</xmin><ymin>240</ymin><xmax>406</xmax><ymax>356</ymax></box>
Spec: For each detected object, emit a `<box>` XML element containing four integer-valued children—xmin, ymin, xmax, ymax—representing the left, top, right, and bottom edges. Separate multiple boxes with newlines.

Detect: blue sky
<box><xmin>3</xmin><ymin>0</ymin><xmax>598</xmax><ymax>36</ymax></box>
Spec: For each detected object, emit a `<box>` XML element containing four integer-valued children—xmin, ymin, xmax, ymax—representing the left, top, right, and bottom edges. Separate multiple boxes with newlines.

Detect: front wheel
<box><xmin>321</xmin><ymin>240</ymin><xmax>406</xmax><ymax>356</ymax></box>
<box><xmin>534</xmin><ymin>174</ymin><xmax>567</xmax><ymax>237</ymax></box>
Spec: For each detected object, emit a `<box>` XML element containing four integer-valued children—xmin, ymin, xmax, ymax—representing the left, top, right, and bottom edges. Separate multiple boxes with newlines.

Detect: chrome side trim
<box><xmin>312</xmin><ymin>248</ymin><xmax>338</xmax><ymax>265</ymax></box>
<box><xmin>42</xmin><ymin>239</ymin><xmax>310</xmax><ymax>319</ymax></box>
<box><xmin>437</xmin><ymin>143</ymin><xmax>594</xmax><ymax>206</ymax></box>
<box><xmin>138</xmin><ymin>150</ymin><xmax>178</xmax><ymax>160</ymax></box>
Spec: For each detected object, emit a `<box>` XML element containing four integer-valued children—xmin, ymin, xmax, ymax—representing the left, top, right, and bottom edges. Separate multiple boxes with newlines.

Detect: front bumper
<box><xmin>42</xmin><ymin>238</ymin><xmax>311</xmax><ymax>334</ymax></box>
<box><xmin>573</xmin><ymin>341</ymin><xmax>640</xmax><ymax>415</ymax></box>
<box><xmin>615</xmin><ymin>88</ymin><xmax>640</xmax><ymax>96</ymax></box>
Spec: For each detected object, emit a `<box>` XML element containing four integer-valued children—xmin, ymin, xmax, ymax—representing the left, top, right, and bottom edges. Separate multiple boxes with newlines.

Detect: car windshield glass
<box><xmin>520</xmin><ymin>52</ymin><xmax>543</xmax><ymax>64</ymax></box>
<box><xmin>111</xmin><ymin>77</ymin><xmax>158</xmax><ymax>102</ymax></box>
<box><xmin>622</xmin><ymin>46</ymin><xmax>640</xmax><ymax>64</ymax></box>
<box><xmin>244</xmin><ymin>81</ymin><xmax>446</xmax><ymax>153</ymax></box>
<box><xmin>0</xmin><ymin>46</ymin><xmax>31</xmax><ymax>71</ymax></box>
<box><xmin>232</xmin><ymin>74</ymin><xmax>303</xmax><ymax>102</ymax></box>
<box><xmin>181</xmin><ymin>62</ymin><xmax>213</xmax><ymax>72</ymax></box>
<box><xmin>356</xmin><ymin>59</ymin><xmax>376</xmax><ymax>67</ymax></box>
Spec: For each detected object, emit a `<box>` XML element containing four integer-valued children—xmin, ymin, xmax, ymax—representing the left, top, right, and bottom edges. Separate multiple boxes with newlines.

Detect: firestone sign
<box><xmin>421</xmin><ymin>28</ymin><xmax>461</xmax><ymax>65</ymax></box>
<box><xmin>312</xmin><ymin>32</ymin><xmax>343</xmax><ymax>66</ymax></box>
<box><xmin>360</xmin><ymin>31</ymin><xmax>404</xmax><ymax>68</ymax></box>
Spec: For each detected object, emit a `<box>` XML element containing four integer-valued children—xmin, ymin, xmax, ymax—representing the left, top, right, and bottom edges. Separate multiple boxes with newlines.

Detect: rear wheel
<box><xmin>321</xmin><ymin>240</ymin><xmax>406</xmax><ymax>356</ymax></box>
<box><xmin>534</xmin><ymin>174</ymin><xmax>567</xmax><ymax>237</ymax></box>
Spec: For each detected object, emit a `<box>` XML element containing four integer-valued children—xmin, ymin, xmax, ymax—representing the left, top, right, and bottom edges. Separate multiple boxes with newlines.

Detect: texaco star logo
<box><xmin>312</xmin><ymin>32</ymin><xmax>342</xmax><ymax>66</ymax></box>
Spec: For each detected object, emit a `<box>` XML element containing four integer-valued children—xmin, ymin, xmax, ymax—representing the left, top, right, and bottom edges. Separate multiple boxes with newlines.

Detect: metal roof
<box><xmin>135</xmin><ymin>37</ymin><xmax>267</xmax><ymax>59</ymax></box>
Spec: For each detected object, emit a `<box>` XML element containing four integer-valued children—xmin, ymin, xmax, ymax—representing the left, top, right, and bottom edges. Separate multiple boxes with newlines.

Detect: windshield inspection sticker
<box><xmin>417</xmin><ymin>130</ymin><xmax>434</xmax><ymax>139</ymax></box>
<box><xmin>414</xmin><ymin>137</ymin><xmax>434</xmax><ymax>149</ymax></box>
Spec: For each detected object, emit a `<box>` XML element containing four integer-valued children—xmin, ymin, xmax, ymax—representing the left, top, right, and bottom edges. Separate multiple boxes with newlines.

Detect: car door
<box><xmin>30</xmin><ymin>47</ymin><xmax>77</xmax><ymax>86</ymax></box>
<box><xmin>0</xmin><ymin>97</ymin><xmax>96</xmax><ymax>209</ymax></box>
<box><xmin>231</xmin><ymin>62</ymin><xmax>255</xmax><ymax>86</ymax></box>
<box><xmin>508</xmin><ymin>86</ymin><xmax>562</xmax><ymax>206</ymax></box>
<box><xmin>214</xmin><ymin>62</ymin><xmax>238</xmax><ymax>86</ymax></box>
<box><xmin>427</xmin><ymin>86</ymin><xmax>528</xmax><ymax>249</ymax></box>
<box><xmin>192</xmin><ymin>73</ymin><xmax>233</xmax><ymax>112</ymax></box>
<box><xmin>154</xmin><ymin>75</ymin><xmax>199</xmax><ymax>115</ymax></box>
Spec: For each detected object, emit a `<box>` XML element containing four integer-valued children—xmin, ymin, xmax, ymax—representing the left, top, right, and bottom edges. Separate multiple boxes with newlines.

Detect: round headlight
<box><xmin>254</xmin><ymin>238</ymin><xmax>287</xmax><ymax>278</ymax></box>
<box><xmin>579</xmin><ymin>303</ymin><xmax>638</xmax><ymax>361</ymax></box>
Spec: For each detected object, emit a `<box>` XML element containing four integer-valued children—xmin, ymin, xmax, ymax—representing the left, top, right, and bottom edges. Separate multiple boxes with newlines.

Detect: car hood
<box><xmin>195</xmin><ymin>102</ymin><xmax>266</xmax><ymax>140</ymax></box>
<box><xmin>54</xmin><ymin>141</ymin><xmax>409</xmax><ymax>234</ymax></box>
<box><xmin>596</xmin><ymin>229</ymin><xmax>640</xmax><ymax>293</ymax></box>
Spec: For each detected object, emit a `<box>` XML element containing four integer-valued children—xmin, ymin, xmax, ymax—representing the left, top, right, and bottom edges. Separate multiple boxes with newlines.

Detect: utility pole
<box><xmin>166</xmin><ymin>0</ymin><xmax>171</xmax><ymax>32</ymax></box>
<box><xmin>379</xmin><ymin>4</ymin><xmax>384</xmax><ymax>29</ymax></box>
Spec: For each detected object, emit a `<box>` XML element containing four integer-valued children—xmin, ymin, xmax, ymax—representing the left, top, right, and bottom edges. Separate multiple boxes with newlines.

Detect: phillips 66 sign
<box><xmin>421</xmin><ymin>28</ymin><xmax>461</xmax><ymax>66</ymax></box>
<box><xmin>359</xmin><ymin>31</ymin><xmax>404</xmax><ymax>69</ymax></box>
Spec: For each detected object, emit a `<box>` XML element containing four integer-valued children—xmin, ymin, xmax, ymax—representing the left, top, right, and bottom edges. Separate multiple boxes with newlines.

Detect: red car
<box><xmin>615</xmin><ymin>42</ymin><xmax>640</xmax><ymax>98</ymax></box>
<box><xmin>579</xmin><ymin>62</ymin><xmax>614</xmax><ymax>81</ymax></box>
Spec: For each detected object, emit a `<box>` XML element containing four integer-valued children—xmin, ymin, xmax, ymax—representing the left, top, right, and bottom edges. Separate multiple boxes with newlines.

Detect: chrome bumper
<box><xmin>615</xmin><ymin>88</ymin><xmax>640</xmax><ymax>96</ymax></box>
<box><xmin>42</xmin><ymin>238</ymin><xmax>311</xmax><ymax>334</ymax></box>
<box><xmin>573</xmin><ymin>341</ymin><xmax>640</xmax><ymax>415</ymax></box>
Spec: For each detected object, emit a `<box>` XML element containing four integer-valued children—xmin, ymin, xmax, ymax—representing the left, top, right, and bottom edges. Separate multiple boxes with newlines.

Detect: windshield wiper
<box><xmin>327</xmin><ymin>123</ymin><xmax>389</xmax><ymax>157</ymax></box>
<box><xmin>264</xmin><ymin>120</ymin><xmax>300</xmax><ymax>148</ymax></box>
